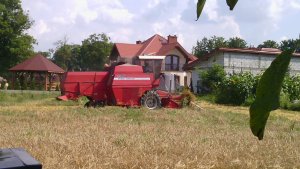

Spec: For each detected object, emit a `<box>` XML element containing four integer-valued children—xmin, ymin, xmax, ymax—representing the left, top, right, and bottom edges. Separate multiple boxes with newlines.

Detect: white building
<box><xmin>185</xmin><ymin>48</ymin><xmax>300</xmax><ymax>93</ymax></box>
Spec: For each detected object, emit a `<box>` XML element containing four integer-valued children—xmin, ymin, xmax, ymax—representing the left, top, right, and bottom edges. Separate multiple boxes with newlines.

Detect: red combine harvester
<box><xmin>58</xmin><ymin>64</ymin><xmax>185</xmax><ymax>109</ymax></box>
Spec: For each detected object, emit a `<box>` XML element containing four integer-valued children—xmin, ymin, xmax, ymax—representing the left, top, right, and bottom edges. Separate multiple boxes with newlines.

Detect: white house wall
<box><xmin>290</xmin><ymin>58</ymin><xmax>300</xmax><ymax>75</ymax></box>
<box><xmin>192</xmin><ymin>51</ymin><xmax>300</xmax><ymax>93</ymax></box>
<box><xmin>191</xmin><ymin>70</ymin><xmax>201</xmax><ymax>93</ymax></box>
<box><xmin>162</xmin><ymin>48</ymin><xmax>191</xmax><ymax>87</ymax></box>
<box><xmin>224</xmin><ymin>52</ymin><xmax>265</xmax><ymax>75</ymax></box>
<box><xmin>199</xmin><ymin>52</ymin><xmax>224</xmax><ymax>68</ymax></box>
<box><xmin>223</xmin><ymin>52</ymin><xmax>300</xmax><ymax>75</ymax></box>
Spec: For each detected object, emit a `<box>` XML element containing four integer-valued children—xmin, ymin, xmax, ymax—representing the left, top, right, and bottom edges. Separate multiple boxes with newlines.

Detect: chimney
<box><xmin>136</xmin><ymin>40</ymin><xmax>142</xmax><ymax>44</ymax></box>
<box><xmin>168</xmin><ymin>35</ymin><xmax>177</xmax><ymax>44</ymax></box>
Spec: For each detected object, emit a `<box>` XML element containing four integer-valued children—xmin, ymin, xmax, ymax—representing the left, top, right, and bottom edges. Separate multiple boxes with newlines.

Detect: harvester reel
<box><xmin>141</xmin><ymin>90</ymin><xmax>161</xmax><ymax>109</ymax></box>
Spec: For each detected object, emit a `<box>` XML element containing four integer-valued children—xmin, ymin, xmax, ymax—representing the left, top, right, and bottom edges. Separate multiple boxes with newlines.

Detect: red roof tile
<box><xmin>113</xmin><ymin>34</ymin><xmax>195</xmax><ymax>61</ymax></box>
<box><xmin>115</xmin><ymin>43</ymin><xmax>143</xmax><ymax>58</ymax></box>
<box><xmin>9</xmin><ymin>54</ymin><xmax>65</xmax><ymax>73</ymax></box>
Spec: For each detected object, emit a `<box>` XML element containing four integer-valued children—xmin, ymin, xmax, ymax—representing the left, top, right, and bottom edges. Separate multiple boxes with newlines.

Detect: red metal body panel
<box><xmin>156</xmin><ymin>90</ymin><xmax>183</xmax><ymax>108</ymax></box>
<box><xmin>58</xmin><ymin>64</ymin><xmax>183</xmax><ymax>108</ymax></box>
<box><xmin>60</xmin><ymin>72</ymin><xmax>109</xmax><ymax>100</ymax></box>
<box><xmin>111</xmin><ymin>66</ymin><xmax>154</xmax><ymax>106</ymax></box>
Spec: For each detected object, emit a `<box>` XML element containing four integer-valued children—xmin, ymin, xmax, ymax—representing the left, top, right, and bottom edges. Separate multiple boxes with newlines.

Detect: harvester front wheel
<box><xmin>141</xmin><ymin>90</ymin><xmax>161</xmax><ymax>109</ymax></box>
<box><xmin>84</xmin><ymin>100</ymin><xmax>105</xmax><ymax>108</ymax></box>
<box><xmin>84</xmin><ymin>101</ymin><xmax>93</xmax><ymax>108</ymax></box>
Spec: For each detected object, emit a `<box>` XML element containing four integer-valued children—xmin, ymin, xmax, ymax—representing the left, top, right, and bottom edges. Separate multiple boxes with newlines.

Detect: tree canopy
<box><xmin>52</xmin><ymin>33</ymin><xmax>113</xmax><ymax>71</ymax></box>
<box><xmin>0</xmin><ymin>0</ymin><xmax>35</xmax><ymax>77</ymax></box>
<box><xmin>280</xmin><ymin>39</ymin><xmax>300</xmax><ymax>52</ymax></box>
<box><xmin>257</xmin><ymin>40</ymin><xmax>279</xmax><ymax>49</ymax></box>
<box><xmin>192</xmin><ymin>36</ymin><xmax>248</xmax><ymax>58</ymax></box>
<box><xmin>227</xmin><ymin>37</ymin><xmax>247</xmax><ymax>48</ymax></box>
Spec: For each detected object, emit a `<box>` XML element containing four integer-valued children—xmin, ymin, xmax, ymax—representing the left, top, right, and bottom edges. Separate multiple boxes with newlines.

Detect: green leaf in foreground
<box><xmin>196</xmin><ymin>0</ymin><xmax>238</xmax><ymax>20</ymax></box>
<box><xmin>196</xmin><ymin>0</ymin><xmax>206</xmax><ymax>21</ymax></box>
<box><xmin>250</xmin><ymin>49</ymin><xmax>293</xmax><ymax>140</ymax></box>
<box><xmin>226</xmin><ymin>0</ymin><xmax>238</xmax><ymax>10</ymax></box>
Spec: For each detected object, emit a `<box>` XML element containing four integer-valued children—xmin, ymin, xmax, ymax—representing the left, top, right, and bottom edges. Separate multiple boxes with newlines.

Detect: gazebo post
<box><xmin>12</xmin><ymin>72</ymin><xmax>15</xmax><ymax>90</ymax></box>
<box><xmin>45</xmin><ymin>72</ymin><xmax>48</xmax><ymax>91</ymax></box>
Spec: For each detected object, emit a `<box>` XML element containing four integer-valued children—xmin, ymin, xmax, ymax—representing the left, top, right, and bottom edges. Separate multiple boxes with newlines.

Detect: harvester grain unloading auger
<box><xmin>57</xmin><ymin>63</ymin><xmax>186</xmax><ymax>109</ymax></box>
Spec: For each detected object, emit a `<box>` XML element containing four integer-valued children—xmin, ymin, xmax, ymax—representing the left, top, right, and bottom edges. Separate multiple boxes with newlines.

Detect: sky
<box><xmin>21</xmin><ymin>0</ymin><xmax>300</xmax><ymax>53</ymax></box>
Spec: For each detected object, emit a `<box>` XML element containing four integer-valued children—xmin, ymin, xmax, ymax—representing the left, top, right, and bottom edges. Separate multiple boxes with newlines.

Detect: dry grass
<box><xmin>0</xmin><ymin>93</ymin><xmax>300</xmax><ymax>169</ymax></box>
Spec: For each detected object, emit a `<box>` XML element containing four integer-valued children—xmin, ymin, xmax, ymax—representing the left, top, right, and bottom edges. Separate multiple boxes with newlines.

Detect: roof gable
<box><xmin>114</xmin><ymin>43</ymin><xmax>143</xmax><ymax>58</ymax></box>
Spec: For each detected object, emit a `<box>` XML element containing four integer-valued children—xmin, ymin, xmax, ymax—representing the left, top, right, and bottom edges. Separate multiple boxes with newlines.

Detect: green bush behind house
<box><xmin>198</xmin><ymin>64</ymin><xmax>226</xmax><ymax>93</ymax></box>
<box><xmin>215</xmin><ymin>72</ymin><xmax>256</xmax><ymax>105</ymax></box>
<box><xmin>199</xmin><ymin>65</ymin><xmax>300</xmax><ymax>110</ymax></box>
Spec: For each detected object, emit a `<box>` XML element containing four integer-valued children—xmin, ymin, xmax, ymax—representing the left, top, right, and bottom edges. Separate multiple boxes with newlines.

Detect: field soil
<box><xmin>0</xmin><ymin>93</ymin><xmax>300</xmax><ymax>169</ymax></box>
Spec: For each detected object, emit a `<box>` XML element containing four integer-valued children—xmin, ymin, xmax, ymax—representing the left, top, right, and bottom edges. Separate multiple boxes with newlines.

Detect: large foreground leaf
<box><xmin>196</xmin><ymin>0</ymin><xmax>206</xmax><ymax>21</ymax></box>
<box><xmin>250</xmin><ymin>49</ymin><xmax>293</xmax><ymax>140</ymax></box>
<box><xmin>226</xmin><ymin>0</ymin><xmax>238</xmax><ymax>10</ymax></box>
<box><xmin>196</xmin><ymin>0</ymin><xmax>238</xmax><ymax>20</ymax></box>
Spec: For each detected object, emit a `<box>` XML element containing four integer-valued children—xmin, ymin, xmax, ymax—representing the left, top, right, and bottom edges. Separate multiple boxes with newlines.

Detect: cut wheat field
<box><xmin>0</xmin><ymin>92</ymin><xmax>300</xmax><ymax>169</ymax></box>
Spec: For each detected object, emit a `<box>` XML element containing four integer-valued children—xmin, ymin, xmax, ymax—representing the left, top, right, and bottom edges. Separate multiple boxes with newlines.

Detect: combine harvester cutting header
<box><xmin>58</xmin><ymin>61</ymin><xmax>189</xmax><ymax>109</ymax></box>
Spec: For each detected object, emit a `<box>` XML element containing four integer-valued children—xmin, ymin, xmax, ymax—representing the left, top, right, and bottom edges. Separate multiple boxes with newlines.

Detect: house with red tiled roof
<box><xmin>109</xmin><ymin>34</ymin><xmax>197</xmax><ymax>89</ymax></box>
<box><xmin>185</xmin><ymin>48</ymin><xmax>300</xmax><ymax>93</ymax></box>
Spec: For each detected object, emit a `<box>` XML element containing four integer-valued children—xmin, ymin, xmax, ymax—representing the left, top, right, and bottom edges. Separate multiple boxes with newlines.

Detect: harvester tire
<box><xmin>84</xmin><ymin>101</ymin><xmax>93</xmax><ymax>108</ymax></box>
<box><xmin>141</xmin><ymin>90</ymin><xmax>161</xmax><ymax>109</ymax></box>
<box><xmin>84</xmin><ymin>100</ymin><xmax>105</xmax><ymax>108</ymax></box>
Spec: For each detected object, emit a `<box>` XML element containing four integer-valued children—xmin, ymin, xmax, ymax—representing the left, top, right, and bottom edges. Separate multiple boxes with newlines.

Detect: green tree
<box><xmin>80</xmin><ymin>33</ymin><xmax>113</xmax><ymax>71</ymax></box>
<box><xmin>280</xmin><ymin>39</ymin><xmax>300</xmax><ymax>52</ymax></box>
<box><xmin>36</xmin><ymin>51</ymin><xmax>51</xmax><ymax>58</ymax></box>
<box><xmin>199</xmin><ymin>64</ymin><xmax>226</xmax><ymax>93</ymax></box>
<box><xmin>0</xmin><ymin>0</ymin><xmax>35</xmax><ymax>76</ymax></box>
<box><xmin>257</xmin><ymin>40</ymin><xmax>279</xmax><ymax>49</ymax></box>
<box><xmin>226</xmin><ymin>37</ymin><xmax>247</xmax><ymax>48</ymax></box>
<box><xmin>52</xmin><ymin>37</ymin><xmax>81</xmax><ymax>71</ymax></box>
<box><xmin>216</xmin><ymin>72</ymin><xmax>255</xmax><ymax>105</ymax></box>
<box><xmin>192</xmin><ymin>36</ymin><xmax>227</xmax><ymax>58</ymax></box>
<box><xmin>70</xmin><ymin>45</ymin><xmax>82</xmax><ymax>71</ymax></box>
<box><xmin>192</xmin><ymin>37</ymin><xmax>209</xmax><ymax>58</ymax></box>
<box><xmin>192</xmin><ymin>36</ymin><xmax>247</xmax><ymax>58</ymax></box>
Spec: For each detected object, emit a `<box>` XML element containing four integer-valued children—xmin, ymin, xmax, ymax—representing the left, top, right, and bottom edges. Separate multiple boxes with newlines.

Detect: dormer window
<box><xmin>165</xmin><ymin>55</ymin><xmax>179</xmax><ymax>71</ymax></box>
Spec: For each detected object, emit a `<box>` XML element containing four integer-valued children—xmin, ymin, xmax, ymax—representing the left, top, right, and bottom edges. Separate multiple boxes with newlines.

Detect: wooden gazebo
<box><xmin>9</xmin><ymin>54</ymin><xmax>65</xmax><ymax>90</ymax></box>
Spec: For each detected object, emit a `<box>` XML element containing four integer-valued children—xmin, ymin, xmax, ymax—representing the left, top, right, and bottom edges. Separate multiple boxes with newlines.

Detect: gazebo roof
<box><xmin>9</xmin><ymin>54</ymin><xmax>65</xmax><ymax>73</ymax></box>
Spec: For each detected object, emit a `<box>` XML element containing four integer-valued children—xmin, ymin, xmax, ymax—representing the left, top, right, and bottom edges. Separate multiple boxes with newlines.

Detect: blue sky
<box><xmin>22</xmin><ymin>0</ymin><xmax>300</xmax><ymax>53</ymax></box>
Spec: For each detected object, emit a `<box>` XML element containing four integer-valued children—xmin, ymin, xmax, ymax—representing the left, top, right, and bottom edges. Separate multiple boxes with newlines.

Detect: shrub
<box><xmin>280</xmin><ymin>92</ymin><xmax>291</xmax><ymax>109</ymax></box>
<box><xmin>37</xmin><ymin>82</ymin><xmax>44</xmax><ymax>90</ymax></box>
<box><xmin>14</xmin><ymin>78</ymin><xmax>21</xmax><ymax>90</ymax></box>
<box><xmin>215</xmin><ymin>72</ymin><xmax>255</xmax><ymax>105</ymax></box>
<box><xmin>287</xmin><ymin>102</ymin><xmax>300</xmax><ymax>111</ymax></box>
<box><xmin>199</xmin><ymin>64</ymin><xmax>226</xmax><ymax>93</ymax></box>
<box><xmin>282</xmin><ymin>75</ymin><xmax>300</xmax><ymax>101</ymax></box>
<box><xmin>243</xmin><ymin>94</ymin><xmax>255</xmax><ymax>106</ymax></box>
<box><xmin>198</xmin><ymin>65</ymin><xmax>300</xmax><ymax>109</ymax></box>
<box><xmin>29</xmin><ymin>78</ymin><xmax>36</xmax><ymax>90</ymax></box>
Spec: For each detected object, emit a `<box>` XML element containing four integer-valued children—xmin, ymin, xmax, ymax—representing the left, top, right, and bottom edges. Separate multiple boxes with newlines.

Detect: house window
<box><xmin>165</xmin><ymin>55</ymin><xmax>179</xmax><ymax>71</ymax></box>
